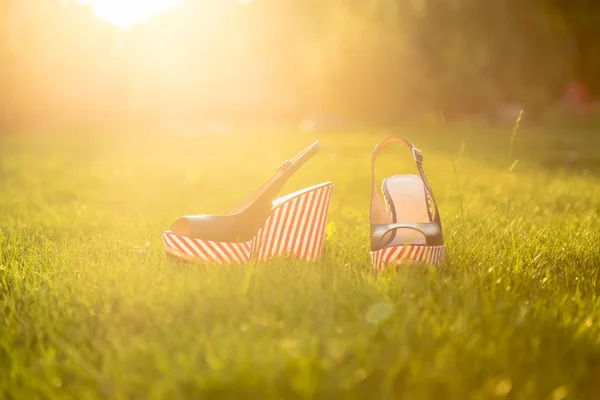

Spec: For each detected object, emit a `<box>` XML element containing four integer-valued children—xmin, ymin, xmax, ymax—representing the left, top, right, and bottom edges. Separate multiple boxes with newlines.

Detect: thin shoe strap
<box><xmin>369</xmin><ymin>137</ymin><xmax>438</xmax><ymax>225</ymax></box>
<box><xmin>225</xmin><ymin>141</ymin><xmax>321</xmax><ymax>215</ymax></box>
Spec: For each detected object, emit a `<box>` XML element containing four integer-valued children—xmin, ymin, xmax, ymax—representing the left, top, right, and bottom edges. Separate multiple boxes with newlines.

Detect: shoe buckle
<box><xmin>412</xmin><ymin>147</ymin><xmax>424</xmax><ymax>164</ymax></box>
<box><xmin>277</xmin><ymin>160</ymin><xmax>292</xmax><ymax>172</ymax></box>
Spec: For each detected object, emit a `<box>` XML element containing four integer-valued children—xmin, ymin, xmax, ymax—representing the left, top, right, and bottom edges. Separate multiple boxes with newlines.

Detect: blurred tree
<box><xmin>553</xmin><ymin>0</ymin><xmax>600</xmax><ymax>96</ymax></box>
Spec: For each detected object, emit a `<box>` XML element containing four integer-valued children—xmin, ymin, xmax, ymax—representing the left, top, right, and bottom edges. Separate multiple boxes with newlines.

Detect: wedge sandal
<box><xmin>163</xmin><ymin>142</ymin><xmax>333</xmax><ymax>264</ymax></box>
<box><xmin>369</xmin><ymin>137</ymin><xmax>444</xmax><ymax>270</ymax></box>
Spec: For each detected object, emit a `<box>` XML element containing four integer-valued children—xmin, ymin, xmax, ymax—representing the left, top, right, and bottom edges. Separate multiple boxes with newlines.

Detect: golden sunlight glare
<box><xmin>76</xmin><ymin>0</ymin><xmax>181</xmax><ymax>29</ymax></box>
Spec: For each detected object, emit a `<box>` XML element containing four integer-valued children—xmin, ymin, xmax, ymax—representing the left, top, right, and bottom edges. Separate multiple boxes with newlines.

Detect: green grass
<box><xmin>1</xmin><ymin>123</ymin><xmax>600</xmax><ymax>399</ymax></box>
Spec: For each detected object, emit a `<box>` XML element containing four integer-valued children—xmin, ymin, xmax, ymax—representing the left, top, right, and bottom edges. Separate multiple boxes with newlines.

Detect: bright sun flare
<box><xmin>77</xmin><ymin>0</ymin><xmax>181</xmax><ymax>29</ymax></box>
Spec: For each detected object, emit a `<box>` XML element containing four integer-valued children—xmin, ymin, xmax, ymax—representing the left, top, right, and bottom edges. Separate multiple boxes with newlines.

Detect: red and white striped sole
<box><xmin>163</xmin><ymin>182</ymin><xmax>334</xmax><ymax>264</ymax></box>
<box><xmin>253</xmin><ymin>182</ymin><xmax>334</xmax><ymax>262</ymax></box>
<box><xmin>370</xmin><ymin>245</ymin><xmax>445</xmax><ymax>271</ymax></box>
<box><xmin>163</xmin><ymin>232</ymin><xmax>252</xmax><ymax>264</ymax></box>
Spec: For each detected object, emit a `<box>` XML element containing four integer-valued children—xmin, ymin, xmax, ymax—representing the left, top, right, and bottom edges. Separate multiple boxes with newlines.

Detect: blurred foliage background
<box><xmin>1</xmin><ymin>0</ymin><xmax>599</xmax><ymax>130</ymax></box>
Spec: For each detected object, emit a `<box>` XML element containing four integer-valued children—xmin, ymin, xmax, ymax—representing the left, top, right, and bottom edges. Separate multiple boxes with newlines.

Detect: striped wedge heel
<box><xmin>369</xmin><ymin>137</ymin><xmax>445</xmax><ymax>270</ymax></box>
<box><xmin>163</xmin><ymin>142</ymin><xmax>333</xmax><ymax>264</ymax></box>
<box><xmin>253</xmin><ymin>182</ymin><xmax>333</xmax><ymax>262</ymax></box>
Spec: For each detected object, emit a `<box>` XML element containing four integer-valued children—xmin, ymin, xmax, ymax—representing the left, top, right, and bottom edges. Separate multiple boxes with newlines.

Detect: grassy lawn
<box><xmin>1</xmin><ymin>122</ymin><xmax>600</xmax><ymax>399</ymax></box>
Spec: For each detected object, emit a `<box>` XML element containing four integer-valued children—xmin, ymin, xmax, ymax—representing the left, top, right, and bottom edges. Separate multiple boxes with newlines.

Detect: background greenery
<box><xmin>1</xmin><ymin>0</ymin><xmax>599</xmax><ymax>128</ymax></box>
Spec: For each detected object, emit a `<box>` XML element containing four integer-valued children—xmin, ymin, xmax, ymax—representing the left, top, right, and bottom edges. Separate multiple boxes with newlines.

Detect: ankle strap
<box><xmin>225</xmin><ymin>141</ymin><xmax>321</xmax><ymax>215</ymax></box>
<box><xmin>370</xmin><ymin>137</ymin><xmax>439</xmax><ymax>225</ymax></box>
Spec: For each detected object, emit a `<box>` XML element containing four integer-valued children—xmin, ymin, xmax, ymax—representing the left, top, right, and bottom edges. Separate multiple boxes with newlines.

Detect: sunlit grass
<box><xmin>1</xmin><ymin>125</ymin><xmax>600</xmax><ymax>399</ymax></box>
